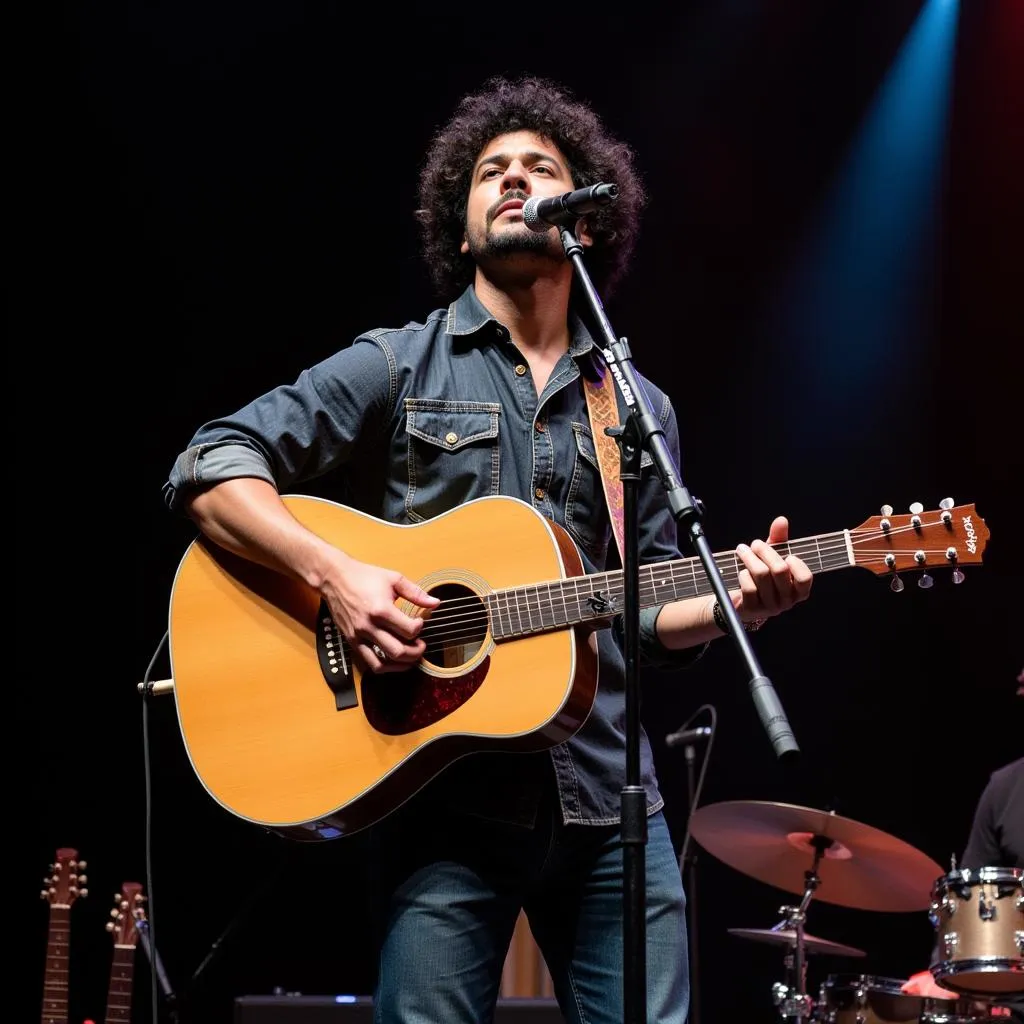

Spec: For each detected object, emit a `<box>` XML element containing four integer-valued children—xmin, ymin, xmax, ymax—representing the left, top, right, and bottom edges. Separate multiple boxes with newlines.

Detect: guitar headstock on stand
<box><xmin>850</xmin><ymin>498</ymin><xmax>989</xmax><ymax>592</ymax></box>
<box><xmin>106</xmin><ymin>882</ymin><xmax>146</xmax><ymax>947</ymax></box>
<box><xmin>41</xmin><ymin>848</ymin><xmax>88</xmax><ymax>908</ymax></box>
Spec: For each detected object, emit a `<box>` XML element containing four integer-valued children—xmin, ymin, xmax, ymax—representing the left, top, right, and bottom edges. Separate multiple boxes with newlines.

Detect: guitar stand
<box><xmin>771</xmin><ymin>843</ymin><xmax>826</xmax><ymax>1020</ymax></box>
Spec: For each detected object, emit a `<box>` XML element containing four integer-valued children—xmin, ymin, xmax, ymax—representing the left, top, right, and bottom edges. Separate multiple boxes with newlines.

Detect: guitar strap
<box><xmin>582</xmin><ymin>355</ymin><xmax>626</xmax><ymax>564</ymax></box>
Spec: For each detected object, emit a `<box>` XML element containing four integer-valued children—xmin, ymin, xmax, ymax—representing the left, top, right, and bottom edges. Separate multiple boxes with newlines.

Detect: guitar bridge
<box><xmin>316</xmin><ymin>601</ymin><xmax>358</xmax><ymax>710</ymax></box>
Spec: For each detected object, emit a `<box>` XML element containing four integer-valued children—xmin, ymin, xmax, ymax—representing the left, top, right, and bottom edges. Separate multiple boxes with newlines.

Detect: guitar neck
<box><xmin>103</xmin><ymin>946</ymin><xmax>137</xmax><ymax>1024</ymax></box>
<box><xmin>42</xmin><ymin>906</ymin><xmax>71</xmax><ymax>1024</ymax></box>
<box><xmin>488</xmin><ymin>530</ymin><xmax>852</xmax><ymax>640</ymax></box>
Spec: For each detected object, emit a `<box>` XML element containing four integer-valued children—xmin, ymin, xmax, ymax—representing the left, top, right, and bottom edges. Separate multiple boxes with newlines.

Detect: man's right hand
<box><xmin>321</xmin><ymin>553</ymin><xmax>440</xmax><ymax>672</ymax></box>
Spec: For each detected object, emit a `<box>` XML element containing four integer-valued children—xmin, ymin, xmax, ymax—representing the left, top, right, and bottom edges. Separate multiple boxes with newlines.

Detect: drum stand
<box><xmin>771</xmin><ymin>842</ymin><xmax>827</xmax><ymax>1020</ymax></box>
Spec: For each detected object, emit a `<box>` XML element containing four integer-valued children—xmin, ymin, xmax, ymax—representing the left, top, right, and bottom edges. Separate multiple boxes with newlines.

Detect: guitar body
<box><xmin>169</xmin><ymin>494</ymin><xmax>597</xmax><ymax>840</ymax></box>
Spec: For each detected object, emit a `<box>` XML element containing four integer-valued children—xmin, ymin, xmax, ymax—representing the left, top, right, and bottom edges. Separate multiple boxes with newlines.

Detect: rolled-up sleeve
<box><xmin>162</xmin><ymin>338</ymin><xmax>393</xmax><ymax>512</ymax></box>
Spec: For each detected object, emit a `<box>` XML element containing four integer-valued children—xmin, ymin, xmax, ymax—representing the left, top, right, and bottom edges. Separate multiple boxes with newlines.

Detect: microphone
<box><xmin>521</xmin><ymin>182</ymin><xmax>619</xmax><ymax>231</ymax></box>
<box><xmin>664</xmin><ymin>725</ymin><xmax>712</xmax><ymax>749</ymax></box>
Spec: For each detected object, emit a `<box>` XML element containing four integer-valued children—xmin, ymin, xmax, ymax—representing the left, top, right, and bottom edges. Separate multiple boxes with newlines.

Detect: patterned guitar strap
<box><xmin>582</xmin><ymin>354</ymin><xmax>626</xmax><ymax>564</ymax></box>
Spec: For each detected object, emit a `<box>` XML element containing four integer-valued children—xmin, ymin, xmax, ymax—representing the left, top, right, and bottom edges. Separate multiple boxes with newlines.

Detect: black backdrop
<box><xmin>23</xmin><ymin>2</ymin><xmax>1021</xmax><ymax>1022</ymax></box>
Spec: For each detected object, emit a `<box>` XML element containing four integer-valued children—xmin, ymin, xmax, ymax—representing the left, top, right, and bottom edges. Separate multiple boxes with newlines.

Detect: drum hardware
<box><xmin>760</xmin><ymin>840</ymin><xmax>835</xmax><ymax>1019</ymax></box>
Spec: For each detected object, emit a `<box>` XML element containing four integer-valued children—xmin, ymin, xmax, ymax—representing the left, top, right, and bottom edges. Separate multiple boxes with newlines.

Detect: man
<box><xmin>164</xmin><ymin>75</ymin><xmax>813</xmax><ymax>1024</ymax></box>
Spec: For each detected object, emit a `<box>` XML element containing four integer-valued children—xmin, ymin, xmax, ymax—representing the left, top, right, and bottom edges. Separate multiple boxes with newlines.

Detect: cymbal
<box><xmin>728</xmin><ymin>926</ymin><xmax>866</xmax><ymax>958</ymax></box>
<box><xmin>688</xmin><ymin>801</ymin><xmax>943</xmax><ymax>912</ymax></box>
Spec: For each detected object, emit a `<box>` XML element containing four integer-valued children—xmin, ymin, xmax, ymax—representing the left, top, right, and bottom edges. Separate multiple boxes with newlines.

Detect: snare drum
<box><xmin>930</xmin><ymin>866</ymin><xmax>1024</xmax><ymax>995</ymax></box>
<box><xmin>817</xmin><ymin>974</ymin><xmax>924</xmax><ymax>1023</ymax></box>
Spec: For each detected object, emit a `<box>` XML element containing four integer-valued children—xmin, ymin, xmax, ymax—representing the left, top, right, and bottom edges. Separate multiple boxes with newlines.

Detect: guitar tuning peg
<box><xmin>880</xmin><ymin>504</ymin><xmax>893</xmax><ymax>516</ymax></box>
<box><xmin>946</xmin><ymin>547</ymin><xmax>964</xmax><ymax>583</ymax></box>
<box><xmin>917</xmin><ymin>574</ymin><xmax>934</xmax><ymax>589</ymax></box>
<box><xmin>885</xmin><ymin>553</ymin><xmax>904</xmax><ymax>591</ymax></box>
<box><xmin>909</xmin><ymin>502</ymin><xmax>924</xmax><ymax>514</ymax></box>
<box><xmin>939</xmin><ymin>497</ymin><xmax>954</xmax><ymax>510</ymax></box>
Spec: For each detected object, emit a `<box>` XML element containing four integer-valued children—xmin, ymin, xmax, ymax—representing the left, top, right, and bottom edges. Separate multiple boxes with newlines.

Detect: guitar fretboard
<box><xmin>104</xmin><ymin>945</ymin><xmax>137</xmax><ymax>1024</ymax></box>
<box><xmin>42</xmin><ymin>906</ymin><xmax>70</xmax><ymax>1024</ymax></box>
<box><xmin>487</xmin><ymin>532</ymin><xmax>852</xmax><ymax>640</ymax></box>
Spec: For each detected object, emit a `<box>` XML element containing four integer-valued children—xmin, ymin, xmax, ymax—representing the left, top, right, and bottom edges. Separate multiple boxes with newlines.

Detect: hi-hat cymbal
<box><xmin>689</xmin><ymin>801</ymin><xmax>943</xmax><ymax>912</ymax></box>
<box><xmin>728</xmin><ymin>926</ymin><xmax>866</xmax><ymax>958</ymax></box>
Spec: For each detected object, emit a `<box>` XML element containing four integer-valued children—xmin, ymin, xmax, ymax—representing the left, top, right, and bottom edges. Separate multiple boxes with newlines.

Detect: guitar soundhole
<box><xmin>361</xmin><ymin>583</ymin><xmax>492</xmax><ymax>736</ymax></box>
<box><xmin>421</xmin><ymin>582</ymin><xmax>489</xmax><ymax>670</ymax></box>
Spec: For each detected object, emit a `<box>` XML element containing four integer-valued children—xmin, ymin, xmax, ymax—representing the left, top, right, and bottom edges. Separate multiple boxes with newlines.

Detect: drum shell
<box><xmin>930</xmin><ymin>866</ymin><xmax>1024</xmax><ymax>996</ymax></box>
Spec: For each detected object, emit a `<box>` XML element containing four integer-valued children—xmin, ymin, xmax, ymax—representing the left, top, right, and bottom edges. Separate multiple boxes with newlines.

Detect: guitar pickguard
<box><xmin>361</xmin><ymin>658</ymin><xmax>491</xmax><ymax>734</ymax></box>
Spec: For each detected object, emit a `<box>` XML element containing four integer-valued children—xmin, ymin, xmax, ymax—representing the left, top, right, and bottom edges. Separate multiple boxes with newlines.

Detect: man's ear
<box><xmin>576</xmin><ymin>218</ymin><xmax>594</xmax><ymax>247</ymax></box>
<box><xmin>460</xmin><ymin>233</ymin><xmax>469</xmax><ymax>255</ymax></box>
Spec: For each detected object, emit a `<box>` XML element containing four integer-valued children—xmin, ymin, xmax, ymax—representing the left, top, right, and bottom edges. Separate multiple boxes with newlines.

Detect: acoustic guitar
<box><xmin>167</xmin><ymin>493</ymin><xmax>988</xmax><ymax>841</ymax></box>
<box><xmin>40</xmin><ymin>848</ymin><xmax>88</xmax><ymax>1024</ymax></box>
<box><xmin>102</xmin><ymin>882</ymin><xmax>145</xmax><ymax>1024</ymax></box>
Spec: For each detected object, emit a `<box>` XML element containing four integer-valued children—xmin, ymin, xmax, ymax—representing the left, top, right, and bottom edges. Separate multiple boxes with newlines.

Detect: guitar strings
<box><xmin>391</xmin><ymin>521</ymin><xmax>963</xmax><ymax>648</ymax></box>
<box><xmin>409</xmin><ymin>527</ymin><xmax>952</xmax><ymax>642</ymax></box>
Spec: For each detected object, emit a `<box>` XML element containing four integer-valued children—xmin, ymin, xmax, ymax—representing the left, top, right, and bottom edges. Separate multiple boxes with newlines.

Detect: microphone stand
<box><xmin>681</xmin><ymin>741</ymin><xmax>701</xmax><ymax>1024</ymax></box>
<box><xmin>557</xmin><ymin>212</ymin><xmax>800</xmax><ymax>1024</ymax></box>
<box><xmin>134</xmin><ymin>918</ymin><xmax>182</xmax><ymax>1023</ymax></box>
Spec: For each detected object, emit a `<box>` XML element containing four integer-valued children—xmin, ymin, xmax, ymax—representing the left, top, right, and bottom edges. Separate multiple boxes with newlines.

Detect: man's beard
<box><xmin>465</xmin><ymin>223</ymin><xmax>562</xmax><ymax>266</ymax></box>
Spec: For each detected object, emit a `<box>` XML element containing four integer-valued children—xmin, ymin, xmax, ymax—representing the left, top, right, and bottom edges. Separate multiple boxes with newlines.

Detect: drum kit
<box><xmin>688</xmin><ymin>800</ymin><xmax>1023</xmax><ymax>1022</ymax></box>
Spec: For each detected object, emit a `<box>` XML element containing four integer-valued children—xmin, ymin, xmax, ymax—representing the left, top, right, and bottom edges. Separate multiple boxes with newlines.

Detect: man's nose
<box><xmin>501</xmin><ymin>160</ymin><xmax>530</xmax><ymax>192</ymax></box>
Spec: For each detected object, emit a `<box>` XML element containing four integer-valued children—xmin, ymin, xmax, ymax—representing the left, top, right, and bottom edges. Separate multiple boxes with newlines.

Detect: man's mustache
<box><xmin>487</xmin><ymin>191</ymin><xmax>530</xmax><ymax>225</ymax></box>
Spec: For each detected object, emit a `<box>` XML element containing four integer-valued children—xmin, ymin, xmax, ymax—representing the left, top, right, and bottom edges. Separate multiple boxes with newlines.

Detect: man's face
<box><xmin>461</xmin><ymin>130</ymin><xmax>589</xmax><ymax>266</ymax></box>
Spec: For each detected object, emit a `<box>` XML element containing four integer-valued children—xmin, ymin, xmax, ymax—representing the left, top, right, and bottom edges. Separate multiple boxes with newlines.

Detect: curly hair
<box><xmin>416</xmin><ymin>75</ymin><xmax>646</xmax><ymax>301</ymax></box>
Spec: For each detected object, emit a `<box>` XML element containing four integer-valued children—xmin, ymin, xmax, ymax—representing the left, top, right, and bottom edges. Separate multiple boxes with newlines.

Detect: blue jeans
<box><xmin>368</xmin><ymin>785</ymin><xmax>689</xmax><ymax>1024</ymax></box>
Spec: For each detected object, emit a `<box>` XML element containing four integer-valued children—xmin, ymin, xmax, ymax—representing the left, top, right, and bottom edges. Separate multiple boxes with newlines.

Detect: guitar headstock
<box><xmin>40</xmin><ymin>847</ymin><xmax>88</xmax><ymax>907</ymax></box>
<box><xmin>106</xmin><ymin>882</ymin><xmax>146</xmax><ymax>946</ymax></box>
<box><xmin>851</xmin><ymin>498</ymin><xmax>989</xmax><ymax>590</ymax></box>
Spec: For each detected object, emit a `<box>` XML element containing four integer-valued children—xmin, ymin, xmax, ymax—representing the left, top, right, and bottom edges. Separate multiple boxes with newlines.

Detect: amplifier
<box><xmin>234</xmin><ymin>995</ymin><xmax>565</xmax><ymax>1023</ymax></box>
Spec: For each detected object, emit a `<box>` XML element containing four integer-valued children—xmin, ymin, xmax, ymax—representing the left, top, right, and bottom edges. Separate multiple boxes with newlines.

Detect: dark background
<box><xmin>24</xmin><ymin>1</ymin><xmax>1021</xmax><ymax>1022</ymax></box>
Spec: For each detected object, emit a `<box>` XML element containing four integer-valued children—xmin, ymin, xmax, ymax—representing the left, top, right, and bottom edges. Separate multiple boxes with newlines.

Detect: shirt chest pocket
<box><xmin>404</xmin><ymin>400</ymin><xmax>501</xmax><ymax>522</ymax></box>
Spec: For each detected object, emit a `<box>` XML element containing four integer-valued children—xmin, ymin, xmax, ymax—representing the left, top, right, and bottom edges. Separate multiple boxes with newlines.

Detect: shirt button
<box><xmin>514</xmin><ymin>364</ymin><xmax>528</xmax><ymax>376</ymax></box>
<box><xmin>535</xmin><ymin>421</ymin><xmax>545</xmax><ymax>433</ymax></box>
<box><xmin>445</xmin><ymin>432</ymin><xmax>458</xmax><ymax>446</ymax></box>
<box><xmin>535</xmin><ymin>488</ymin><xmax>545</xmax><ymax>500</ymax></box>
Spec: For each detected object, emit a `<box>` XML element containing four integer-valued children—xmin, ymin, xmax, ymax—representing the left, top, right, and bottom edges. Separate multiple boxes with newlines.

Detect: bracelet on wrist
<box><xmin>712</xmin><ymin>601</ymin><xmax>765</xmax><ymax>634</ymax></box>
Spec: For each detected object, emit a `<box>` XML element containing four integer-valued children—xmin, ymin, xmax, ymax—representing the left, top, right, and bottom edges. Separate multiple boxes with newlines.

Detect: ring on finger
<box><xmin>371</xmin><ymin>642</ymin><xmax>388</xmax><ymax>661</ymax></box>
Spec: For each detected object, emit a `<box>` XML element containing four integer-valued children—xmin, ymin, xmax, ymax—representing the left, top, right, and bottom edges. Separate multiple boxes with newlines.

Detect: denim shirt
<box><xmin>164</xmin><ymin>285</ymin><xmax>704</xmax><ymax>828</ymax></box>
